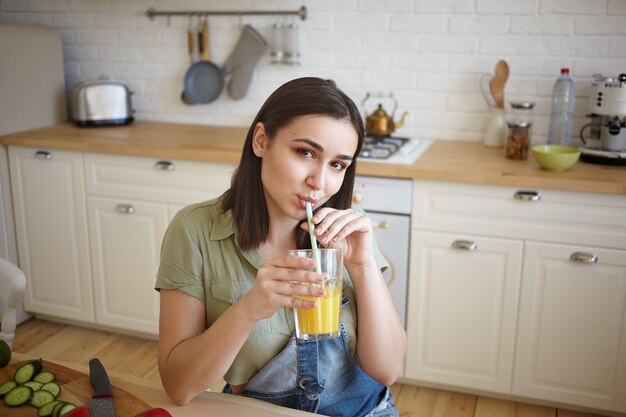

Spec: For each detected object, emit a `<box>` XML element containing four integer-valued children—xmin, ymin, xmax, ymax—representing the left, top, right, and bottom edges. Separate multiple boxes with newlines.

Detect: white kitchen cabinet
<box><xmin>514</xmin><ymin>242</ymin><xmax>626</xmax><ymax>412</ymax></box>
<box><xmin>87</xmin><ymin>197</ymin><xmax>168</xmax><ymax>335</ymax></box>
<box><xmin>8</xmin><ymin>146</ymin><xmax>94</xmax><ymax>323</ymax></box>
<box><xmin>406</xmin><ymin>180</ymin><xmax>626</xmax><ymax>413</ymax></box>
<box><xmin>405</xmin><ymin>231</ymin><xmax>522</xmax><ymax>393</ymax></box>
<box><xmin>83</xmin><ymin>152</ymin><xmax>236</xmax><ymax>336</ymax></box>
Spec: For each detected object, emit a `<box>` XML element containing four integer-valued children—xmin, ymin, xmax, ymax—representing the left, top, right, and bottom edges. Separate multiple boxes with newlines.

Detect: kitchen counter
<box><xmin>1</xmin><ymin>122</ymin><xmax>625</xmax><ymax>195</ymax></box>
<box><xmin>6</xmin><ymin>353</ymin><xmax>317</xmax><ymax>417</ymax></box>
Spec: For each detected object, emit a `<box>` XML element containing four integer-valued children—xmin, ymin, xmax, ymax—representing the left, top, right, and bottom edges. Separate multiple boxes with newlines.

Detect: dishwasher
<box><xmin>353</xmin><ymin>175</ymin><xmax>412</xmax><ymax>327</ymax></box>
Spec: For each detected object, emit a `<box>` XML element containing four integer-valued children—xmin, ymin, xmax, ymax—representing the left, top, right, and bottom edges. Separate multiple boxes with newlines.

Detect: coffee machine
<box><xmin>579</xmin><ymin>73</ymin><xmax>626</xmax><ymax>165</ymax></box>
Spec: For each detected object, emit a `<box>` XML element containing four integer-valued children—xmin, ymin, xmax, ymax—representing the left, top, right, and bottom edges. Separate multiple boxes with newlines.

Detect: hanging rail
<box><xmin>145</xmin><ymin>5</ymin><xmax>307</xmax><ymax>21</ymax></box>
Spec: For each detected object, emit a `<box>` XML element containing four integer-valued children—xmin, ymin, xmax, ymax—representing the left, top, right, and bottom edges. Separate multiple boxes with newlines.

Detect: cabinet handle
<box><xmin>35</xmin><ymin>150</ymin><xmax>52</xmax><ymax>160</ymax></box>
<box><xmin>451</xmin><ymin>240</ymin><xmax>477</xmax><ymax>251</ymax></box>
<box><xmin>155</xmin><ymin>160</ymin><xmax>175</xmax><ymax>171</ymax></box>
<box><xmin>373</xmin><ymin>219</ymin><xmax>390</xmax><ymax>229</ymax></box>
<box><xmin>514</xmin><ymin>190</ymin><xmax>541</xmax><ymax>201</ymax></box>
<box><xmin>570</xmin><ymin>252</ymin><xmax>598</xmax><ymax>264</ymax></box>
<box><xmin>115</xmin><ymin>204</ymin><xmax>136</xmax><ymax>214</ymax></box>
<box><xmin>352</xmin><ymin>193</ymin><xmax>363</xmax><ymax>204</ymax></box>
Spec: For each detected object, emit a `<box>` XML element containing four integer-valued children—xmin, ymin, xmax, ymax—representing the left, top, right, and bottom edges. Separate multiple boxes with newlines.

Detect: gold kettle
<box><xmin>362</xmin><ymin>93</ymin><xmax>408</xmax><ymax>137</ymax></box>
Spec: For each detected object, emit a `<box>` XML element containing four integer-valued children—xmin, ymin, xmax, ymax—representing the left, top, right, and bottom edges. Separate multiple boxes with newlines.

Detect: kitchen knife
<box><xmin>88</xmin><ymin>358</ymin><xmax>116</xmax><ymax>417</ymax></box>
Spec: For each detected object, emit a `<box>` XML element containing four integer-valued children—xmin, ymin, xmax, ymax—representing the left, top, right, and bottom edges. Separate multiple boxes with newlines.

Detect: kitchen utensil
<box><xmin>489</xmin><ymin>60</ymin><xmax>509</xmax><ymax>109</ymax></box>
<box><xmin>479</xmin><ymin>73</ymin><xmax>496</xmax><ymax>108</ymax></box>
<box><xmin>362</xmin><ymin>92</ymin><xmax>408</xmax><ymax>137</ymax></box>
<box><xmin>182</xmin><ymin>18</ymin><xmax>224</xmax><ymax>104</ymax></box>
<box><xmin>88</xmin><ymin>358</ymin><xmax>116</xmax><ymax>417</ymax></box>
<box><xmin>532</xmin><ymin>144</ymin><xmax>580</xmax><ymax>171</ymax></box>
<box><xmin>72</xmin><ymin>80</ymin><xmax>134</xmax><ymax>127</ymax></box>
<box><xmin>180</xmin><ymin>25</ymin><xmax>197</xmax><ymax>105</ymax></box>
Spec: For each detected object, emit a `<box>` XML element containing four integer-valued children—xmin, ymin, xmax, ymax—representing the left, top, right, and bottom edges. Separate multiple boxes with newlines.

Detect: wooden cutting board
<box><xmin>1</xmin><ymin>359</ymin><xmax>152</xmax><ymax>417</ymax></box>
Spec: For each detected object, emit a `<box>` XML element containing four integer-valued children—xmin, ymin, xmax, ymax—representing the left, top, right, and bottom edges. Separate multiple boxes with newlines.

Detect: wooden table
<box><xmin>5</xmin><ymin>353</ymin><xmax>317</xmax><ymax>417</ymax></box>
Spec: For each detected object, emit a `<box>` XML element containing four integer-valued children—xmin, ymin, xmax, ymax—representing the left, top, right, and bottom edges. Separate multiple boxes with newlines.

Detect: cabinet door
<box><xmin>87</xmin><ymin>197</ymin><xmax>168</xmax><ymax>336</ymax></box>
<box><xmin>514</xmin><ymin>242</ymin><xmax>626</xmax><ymax>413</ymax></box>
<box><xmin>405</xmin><ymin>231</ymin><xmax>522</xmax><ymax>393</ymax></box>
<box><xmin>8</xmin><ymin>147</ymin><xmax>94</xmax><ymax>322</ymax></box>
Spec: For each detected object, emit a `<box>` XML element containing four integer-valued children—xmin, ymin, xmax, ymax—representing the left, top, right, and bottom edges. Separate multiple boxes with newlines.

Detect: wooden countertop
<box><xmin>7</xmin><ymin>353</ymin><xmax>317</xmax><ymax>417</ymax></box>
<box><xmin>1</xmin><ymin>122</ymin><xmax>625</xmax><ymax>195</ymax></box>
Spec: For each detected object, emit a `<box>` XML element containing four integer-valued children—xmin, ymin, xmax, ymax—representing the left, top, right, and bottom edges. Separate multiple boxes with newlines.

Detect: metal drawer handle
<box><xmin>514</xmin><ymin>190</ymin><xmax>541</xmax><ymax>201</ymax></box>
<box><xmin>155</xmin><ymin>160</ymin><xmax>175</xmax><ymax>171</ymax></box>
<box><xmin>373</xmin><ymin>219</ymin><xmax>390</xmax><ymax>229</ymax></box>
<box><xmin>451</xmin><ymin>240</ymin><xmax>477</xmax><ymax>251</ymax></box>
<box><xmin>570</xmin><ymin>252</ymin><xmax>598</xmax><ymax>264</ymax></box>
<box><xmin>116</xmin><ymin>204</ymin><xmax>136</xmax><ymax>214</ymax></box>
<box><xmin>35</xmin><ymin>150</ymin><xmax>52</xmax><ymax>160</ymax></box>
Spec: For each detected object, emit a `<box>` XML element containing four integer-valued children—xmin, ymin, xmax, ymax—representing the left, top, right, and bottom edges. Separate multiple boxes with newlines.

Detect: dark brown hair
<box><xmin>220</xmin><ymin>77</ymin><xmax>364</xmax><ymax>251</ymax></box>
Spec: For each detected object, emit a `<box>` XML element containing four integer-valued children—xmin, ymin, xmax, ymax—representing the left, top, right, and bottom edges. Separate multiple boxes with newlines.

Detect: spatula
<box><xmin>489</xmin><ymin>60</ymin><xmax>509</xmax><ymax>109</ymax></box>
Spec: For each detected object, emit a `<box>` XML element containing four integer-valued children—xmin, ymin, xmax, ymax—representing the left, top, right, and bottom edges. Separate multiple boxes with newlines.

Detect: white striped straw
<box><xmin>305</xmin><ymin>201</ymin><xmax>322</xmax><ymax>273</ymax></box>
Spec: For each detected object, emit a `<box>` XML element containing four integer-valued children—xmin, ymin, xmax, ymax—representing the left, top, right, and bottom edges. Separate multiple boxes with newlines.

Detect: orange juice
<box><xmin>295</xmin><ymin>280</ymin><xmax>341</xmax><ymax>337</ymax></box>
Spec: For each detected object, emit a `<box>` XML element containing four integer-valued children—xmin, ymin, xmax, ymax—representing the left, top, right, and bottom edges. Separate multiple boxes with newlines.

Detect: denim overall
<box><xmin>223</xmin><ymin>297</ymin><xmax>399</xmax><ymax>417</ymax></box>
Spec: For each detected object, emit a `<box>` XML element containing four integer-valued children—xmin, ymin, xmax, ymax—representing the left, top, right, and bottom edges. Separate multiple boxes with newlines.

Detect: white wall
<box><xmin>1</xmin><ymin>0</ymin><xmax>625</xmax><ymax>143</ymax></box>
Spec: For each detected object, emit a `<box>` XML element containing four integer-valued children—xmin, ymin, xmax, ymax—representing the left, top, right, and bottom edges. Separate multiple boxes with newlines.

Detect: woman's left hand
<box><xmin>302</xmin><ymin>207</ymin><xmax>373</xmax><ymax>267</ymax></box>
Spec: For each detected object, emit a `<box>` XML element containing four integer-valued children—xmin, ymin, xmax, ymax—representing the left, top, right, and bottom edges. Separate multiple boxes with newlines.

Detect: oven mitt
<box><xmin>222</xmin><ymin>25</ymin><xmax>268</xmax><ymax>100</ymax></box>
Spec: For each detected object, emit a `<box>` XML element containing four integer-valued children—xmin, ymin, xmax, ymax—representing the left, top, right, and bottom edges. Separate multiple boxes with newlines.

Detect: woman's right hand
<box><xmin>241</xmin><ymin>255</ymin><xmax>325</xmax><ymax>321</ymax></box>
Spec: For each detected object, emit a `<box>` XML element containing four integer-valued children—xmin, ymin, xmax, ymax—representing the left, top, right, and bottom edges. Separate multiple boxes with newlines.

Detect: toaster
<box><xmin>72</xmin><ymin>80</ymin><xmax>134</xmax><ymax>127</ymax></box>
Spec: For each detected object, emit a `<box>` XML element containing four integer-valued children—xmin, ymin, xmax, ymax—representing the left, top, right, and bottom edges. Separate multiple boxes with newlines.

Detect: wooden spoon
<box><xmin>489</xmin><ymin>60</ymin><xmax>509</xmax><ymax>109</ymax></box>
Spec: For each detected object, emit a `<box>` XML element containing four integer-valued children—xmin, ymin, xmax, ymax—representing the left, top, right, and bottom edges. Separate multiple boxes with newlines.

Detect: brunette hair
<box><xmin>220</xmin><ymin>77</ymin><xmax>364</xmax><ymax>251</ymax></box>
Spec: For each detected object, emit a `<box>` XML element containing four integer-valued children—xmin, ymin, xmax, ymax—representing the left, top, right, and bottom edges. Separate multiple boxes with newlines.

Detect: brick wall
<box><xmin>1</xmin><ymin>0</ymin><xmax>625</xmax><ymax>143</ymax></box>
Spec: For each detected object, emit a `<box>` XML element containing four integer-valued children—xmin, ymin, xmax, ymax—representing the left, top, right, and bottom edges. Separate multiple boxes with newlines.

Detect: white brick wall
<box><xmin>1</xmin><ymin>0</ymin><xmax>625</xmax><ymax>143</ymax></box>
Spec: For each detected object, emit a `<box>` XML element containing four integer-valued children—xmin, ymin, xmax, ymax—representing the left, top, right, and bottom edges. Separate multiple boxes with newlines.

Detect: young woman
<box><xmin>156</xmin><ymin>77</ymin><xmax>406</xmax><ymax>416</ymax></box>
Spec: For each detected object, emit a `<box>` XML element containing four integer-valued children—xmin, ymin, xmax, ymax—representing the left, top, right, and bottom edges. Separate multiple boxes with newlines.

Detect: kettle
<box><xmin>362</xmin><ymin>92</ymin><xmax>408</xmax><ymax>137</ymax></box>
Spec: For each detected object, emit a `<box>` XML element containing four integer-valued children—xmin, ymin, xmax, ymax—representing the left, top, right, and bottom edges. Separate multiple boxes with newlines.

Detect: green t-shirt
<box><xmin>155</xmin><ymin>197</ymin><xmax>389</xmax><ymax>385</ymax></box>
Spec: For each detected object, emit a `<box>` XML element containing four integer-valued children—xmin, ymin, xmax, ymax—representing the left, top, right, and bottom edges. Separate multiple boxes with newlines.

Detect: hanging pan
<box><xmin>182</xmin><ymin>18</ymin><xmax>224</xmax><ymax>104</ymax></box>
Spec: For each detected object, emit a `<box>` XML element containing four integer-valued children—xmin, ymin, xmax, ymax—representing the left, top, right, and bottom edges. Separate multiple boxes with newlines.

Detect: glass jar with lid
<box><xmin>506</xmin><ymin>101</ymin><xmax>535</xmax><ymax>160</ymax></box>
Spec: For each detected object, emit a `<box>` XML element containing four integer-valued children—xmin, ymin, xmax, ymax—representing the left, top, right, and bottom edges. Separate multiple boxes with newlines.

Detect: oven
<box><xmin>353</xmin><ymin>175</ymin><xmax>412</xmax><ymax>327</ymax></box>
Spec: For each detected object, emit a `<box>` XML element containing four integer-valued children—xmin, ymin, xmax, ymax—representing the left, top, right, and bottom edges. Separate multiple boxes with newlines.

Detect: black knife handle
<box><xmin>89</xmin><ymin>358</ymin><xmax>113</xmax><ymax>396</ymax></box>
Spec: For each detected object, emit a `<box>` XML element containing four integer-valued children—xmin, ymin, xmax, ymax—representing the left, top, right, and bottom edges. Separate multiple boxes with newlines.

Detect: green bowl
<box><xmin>531</xmin><ymin>145</ymin><xmax>581</xmax><ymax>171</ymax></box>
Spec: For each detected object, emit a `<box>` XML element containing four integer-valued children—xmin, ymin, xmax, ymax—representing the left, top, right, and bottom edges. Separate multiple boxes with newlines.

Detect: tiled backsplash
<box><xmin>1</xmin><ymin>0</ymin><xmax>625</xmax><ymax>143</ymax></box>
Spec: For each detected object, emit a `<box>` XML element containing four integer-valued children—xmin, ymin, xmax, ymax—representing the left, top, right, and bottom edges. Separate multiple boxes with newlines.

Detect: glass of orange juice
<box><xmin>288</xmin><ymin>248</ymin><xmax>342</xmax><ymax>340</ymax></box>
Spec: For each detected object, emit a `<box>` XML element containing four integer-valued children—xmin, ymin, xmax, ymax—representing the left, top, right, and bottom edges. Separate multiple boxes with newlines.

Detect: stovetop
<box><xmin>358</xmin><ymin>136</ymin><xmax>433</xmax><ymax>165</ymax></box>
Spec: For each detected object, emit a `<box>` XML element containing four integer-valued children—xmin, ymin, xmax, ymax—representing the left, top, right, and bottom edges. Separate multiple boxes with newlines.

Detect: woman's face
<box><xmin>252</xmin><ymin>114</ymin><xmax>359</xmax><ymax>222</ymax></box>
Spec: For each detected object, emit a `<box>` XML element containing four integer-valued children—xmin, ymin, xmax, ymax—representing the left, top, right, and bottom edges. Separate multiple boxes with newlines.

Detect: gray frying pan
<box><xmin>182</xmin><ymin>19</ymin><xmax>224</xmax><ymax>104</ymax></box>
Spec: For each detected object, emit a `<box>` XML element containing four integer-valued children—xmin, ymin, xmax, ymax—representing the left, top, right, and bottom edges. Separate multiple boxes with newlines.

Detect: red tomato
<box><xmin>134</xmin><ymin>407</ymin><xmax>173</xmax><ymax>417</ymax></box>
<box><xmin>62</xmin><ymin>406</ymin><xmax>90</xmax><ymax>417</ymax></box>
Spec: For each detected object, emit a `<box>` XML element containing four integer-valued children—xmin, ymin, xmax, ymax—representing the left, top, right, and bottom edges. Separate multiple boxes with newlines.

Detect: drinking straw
<box><xmin>305</xmin><ymin>201</ymin><xmax>322</xmax><ymax>273</ymax></box>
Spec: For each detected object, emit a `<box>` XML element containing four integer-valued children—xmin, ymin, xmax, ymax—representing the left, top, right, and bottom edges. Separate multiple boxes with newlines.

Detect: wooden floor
<box><xmin>12</xmin><ymin>318</ymin><xmax>603</xmax><ymax>417</ymax></box>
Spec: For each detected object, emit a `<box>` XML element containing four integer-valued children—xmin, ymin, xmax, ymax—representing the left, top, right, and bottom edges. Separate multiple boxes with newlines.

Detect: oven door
<box><xmin>367</xmin><ymin>211</ymin><xmax>409</xmax><ymax>327</ymax></box>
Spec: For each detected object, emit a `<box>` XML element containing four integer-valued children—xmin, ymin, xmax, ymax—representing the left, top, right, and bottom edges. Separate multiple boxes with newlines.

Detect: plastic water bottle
<box><xmin>547</xmin><ymin>68</ymin><xmax>576</xmax><ymax>146</ymax></box>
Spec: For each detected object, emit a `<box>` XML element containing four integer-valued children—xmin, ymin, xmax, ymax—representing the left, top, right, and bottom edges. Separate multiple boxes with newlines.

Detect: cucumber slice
<box><xmin>24</xmin><ymin>380</ymin><xmax>44</xmax><ymax>391</ymax></box>
<box><xmin>31</xmin><ymin>389</ymin><xmax>56</xmax><ymax>408</ymax></box>
<box><xmin>13</xmin><ymin>359</ymin><xmax>43</xmax><ymax>384</ymax></box>
<box><xmin>33</xmin><ymin>371</ymin><xmax>56</xmax><ymax>384</ymax></box>
<box><xmin>4</xmin><ymin>385</ymin><xmax>33</xmax><ymax>407</ymax></box>
<box><xmin>58</xmin><ymin>403</ymin><xmax>77</xmax><ymax>416</ymax></box>
<box><xmin>0</xmin><ymin>380</ymin><xmax>17</xmax><ymax>397</ymax></box>
<box><xmin>52</xmin><ymin>401</ymin><xmax>66</xmax><ymax>417</ymax></box>
<box><xmin>37</xmin><ymin>400</ymin><xmax>61</xmax><ymax>417</ymax></box>
<box><xmin>41</xmin><ymin>381</ymin><xmax>61</xmax><ymax>398</ymax></box>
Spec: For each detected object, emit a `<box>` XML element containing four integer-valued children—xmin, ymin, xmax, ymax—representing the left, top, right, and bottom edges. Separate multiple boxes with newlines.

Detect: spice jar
<box><xmin>506</xmin><ymin>122</ymin><xmax>531</xmax><ymax>160</ymax></box>
<box><xmin>505</xmin><ymin>101</ymin><xmax>535</xmax><ymax>160</ymax></box>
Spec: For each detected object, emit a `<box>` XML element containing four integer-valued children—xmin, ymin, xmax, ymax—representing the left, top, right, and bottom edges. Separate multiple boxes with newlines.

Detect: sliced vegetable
<box><xmin>4</xmin><ymin>385</ymin><xmax>33</xmax><ymax>407</ymax></box>
<box><xmin>0</xmin><ymin>380</ymin><xmax>17</xmax><ymax>397</ymax></box>
<box><xmin>52</xmin><ymin>401</ymin><xmax>67</xmax><ymax>417</ymax></box>
<box><xmin>58</xmin><ymin>403</ymin><xmax>77</xmax><ymax>416</ymax></box>
<box><xmin>31</xmin><ymin>389</ymin><xmax>56</xmax><ymax>408</ymax></box>
<box><xmin>59</xmin><ymin>405</ymin><xmax>89</xmax><ymax>417</ymax></box>
<box><xmin>38</xmin><ymin>399</ymin><xmax>62</xmax><ymax>417</ymax></box>
<box><xmin>41</xmin><ymin>381</ymin><xmax>61</xmax><ymax>398</ymax></box>
<box><xmin>14</xmin><ymin>358</ymin><xmax>43</xmax><ymax>384</ymax></box>
<box><xmin>33</xmin><ymin>371</ymin><xmax>56</xmax><ymax>384</ymax></box>
<box><xmin>24</xmin><ymin>380</ymin><xmax>44</xmax><ymax>391</ymax></box>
